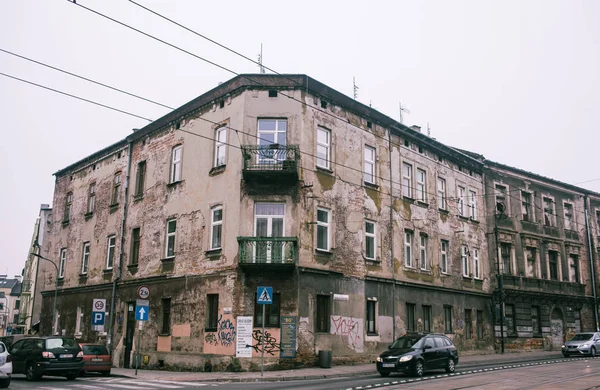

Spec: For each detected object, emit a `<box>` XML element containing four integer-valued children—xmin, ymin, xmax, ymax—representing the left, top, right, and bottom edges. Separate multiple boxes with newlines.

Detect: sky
<box><xmin>1</xmin><ymin>0</ymin><xmax>599</xmax><ymax>278</ymax></box>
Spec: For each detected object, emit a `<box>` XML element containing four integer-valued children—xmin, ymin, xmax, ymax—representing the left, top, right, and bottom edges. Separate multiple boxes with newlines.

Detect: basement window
<box><xmin>268</xmin><ymin>90</ymin><xmax>278</xmax><ymax>98</ymax></box>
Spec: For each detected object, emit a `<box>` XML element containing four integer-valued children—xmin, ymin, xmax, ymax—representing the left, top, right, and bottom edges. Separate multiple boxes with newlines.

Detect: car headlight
<box><xmin>399</xmin><ymin>355</ymin><xmax>413</xmax><ymax>362</ymax></box>
<box><xmin>561</xmin><ymin>345</ymin><xmax>565</xmax><ymax>348</ymax></box>
<box><xmin>580</xmin><ymin>343</ymin><xmax>590</xmax><ymax>348</ymax></box>
<box><xmin>376</xmin><ymin>357</ymin><xmax>382</xmax><ymax>362</ymax></box>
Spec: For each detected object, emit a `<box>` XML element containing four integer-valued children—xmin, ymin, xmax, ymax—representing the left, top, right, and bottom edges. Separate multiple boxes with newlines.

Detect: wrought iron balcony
<box><xmin>237</xmin><ymin>236</ymin><xmax>298</xmax><ymax>273</ymax></box>
<box><xmin>241</xmin><ymin>144</ymin><xmax>299</xmax><ymax>184</ymax></box>
<box><xmin>502</xmin><ymin>274</ymin><xmax>585</xmax><ymax>296</ymax></box>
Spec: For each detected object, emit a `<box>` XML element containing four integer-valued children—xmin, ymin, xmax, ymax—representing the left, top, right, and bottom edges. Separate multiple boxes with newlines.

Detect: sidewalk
<box><xmin>111</xmin><ymin>349</ymin><xmax>563</xmax><ymax>382</ymax></box>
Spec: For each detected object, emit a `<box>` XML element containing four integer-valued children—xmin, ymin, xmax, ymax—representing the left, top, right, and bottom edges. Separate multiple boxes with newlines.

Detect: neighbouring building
<box><xmin>0</xmin><ymin>275</ymin><xmax>22</xmax><ymax>336</ymax></box>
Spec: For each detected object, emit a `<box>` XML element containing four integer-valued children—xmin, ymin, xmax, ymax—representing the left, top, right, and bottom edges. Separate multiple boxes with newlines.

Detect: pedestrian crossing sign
<box><xmin>257</xmin><ymin>286</ymin><xmax>273</xmax><ymax>305</ymax></box>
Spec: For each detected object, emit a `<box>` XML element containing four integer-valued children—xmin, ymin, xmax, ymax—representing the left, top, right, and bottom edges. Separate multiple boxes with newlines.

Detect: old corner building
<box><xmin>35</xmin><ymin>74</ymin><xmax>600</xmax><ymax>370</ymax></box>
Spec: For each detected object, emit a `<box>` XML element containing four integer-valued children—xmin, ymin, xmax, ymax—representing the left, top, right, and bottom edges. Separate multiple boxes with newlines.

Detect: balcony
<box><xmin>241</xmin><ymin>144</ymin><xmax>299</xmax><ymax>184</ymax></box>
<box><xmin>237</xmin><ymin>236</ymin><xmax>298</xmax><ymax>274</ymax></box>
<box><xmin>520</xmin><ymin>220</ymin><xmax>540</xmax><ymax>234</ymax></box>
<box><xmin>543</xmin><ymin>225</ymin><xmax>561</xmax><ymax>238</ymax></box>
<box><xmin>565</xmin><ymin>229</ymin><xmax>580</xmax><ymax>242</ymax></box>
<box><xmin>501</xmin><ymin>274</ymin><xmax>585</xmax><ymax>296</ymax></box>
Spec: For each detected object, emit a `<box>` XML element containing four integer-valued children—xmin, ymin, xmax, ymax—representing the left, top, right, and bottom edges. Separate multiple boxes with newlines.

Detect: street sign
<box><xmin>137</xmin><ymin>286</ymin><xmax>150</xmax><ymax>300</ymax></box>
<box><xmin>93</xmin><ymin>299</ymin><xmax>106</xmax><ymax>312</ymax></box>
<box><xmin>6</xmin><ymin>326</ymin><xmax>12</xmax><ymax>335</ymax></box>
<box><xmin>135</xmin><ymin>299</ymin><xmax>149</xmax><ymax>321</ymax></box>
<box><xmin>92</xmin><ymin>311</ymin><xmax>105</xmax><ymax>325</ymax></box>
<box><xmin>257</xmin><ymin>286</ymin><xmax>273</xmax><ymax>305</ymax></box>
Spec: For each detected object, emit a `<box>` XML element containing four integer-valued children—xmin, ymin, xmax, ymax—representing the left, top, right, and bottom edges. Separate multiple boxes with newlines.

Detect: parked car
<box><xmin>562</xmin><ymin>332</ymin><xmax>600</xmax><ymax>357</ymax></box>
<box><xmin>376</xmin><ymin>333</ymin><xmax>459</xmax><ymax>377</ymax></box>
<box><xmin>9</xmin><ymin>336</ymin><xmax>83</xmax><ymax>381</ymax></box>
<box><xmin>0</xmin><ymin>336</ymin><xmax>27</xmax><ymax>351</ymax></box>
<box><xmin>0</xmin><ymin>341</ymin><xmax>12</xmax><ymax>388</ymax></box>
<box><xmin>79</xmin><ymin>344</ymin><xmax>111</xmax><ymax>376</ymax></box>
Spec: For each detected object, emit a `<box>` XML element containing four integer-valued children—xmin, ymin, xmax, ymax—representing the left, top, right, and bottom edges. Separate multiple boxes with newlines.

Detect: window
<box><xmin>549</xmin><ymin>250</ymin><xmax>559</xmax><ymax>280</ymax></box>
<box><xmin>569</xmin><ymin>254</ymin><xmax>579</xmax><ymax>283</ymax></box>
<box><xmin>543</xmin><ymin>197</ymin><xmax>555</xmax><ymax>226</ymax></box>
<box><xmin>206</xmin><ymin>294</ymin><xmax>219</xmax><ymax>331</ymax></box>
<box><xmin>564</xmin><ymin>203</ymin><xmax>574</xmax><ymax>230</ymax></box>
<box><xmin>473</xmin><ymin>248</ymin><xmax>480</xmax><ymax>279</ymax></box>
<box><xmin>63</xmin><ymin>192</ymin><xmax>73</xmax><ymax>222</ymax></box>
<box><xmin>316</xmin><ymin>126</ymin><xmax>331</xmax><ymax>169</ymax></box>
<box><xmin>254</xmin><ymin>293</ymin><xmax>280</xmax><ymax>327</ymax></box>
<box><xmin>404</xmin><ymin>230</ymin><xmax>413</xmax><ymax>267</ymax></box>
<box><xmin>316</xmin><ymin>208</ymin><xmax>330</xmax><ymax>251</ymax></box>
<box><xmin>130</xmin><ymin>228</ymin><xmax>140</xmax><ymax>266</ymax></box>
<box><xmin>420</xmin><ymin>235</ymin><xmax>428</xmax><ymax>270</ymax></box>
<box><xmin>210</xmin><ymin>207</ymin><xmax>223</xmax><ymax>250</ymax></box>
<box><xmin>364</xmin><ymin>146</ymin><xmax>375</xmax><ymax>184</ymax></box>
<box><xmin>111</xmin><ymin>173</ymin><xmax>121</xmax><ymax>205</ymax></box>
<box><xmin>258</xmin><ymin>119</ymin><xmax>287</xmax><ymax>165</ymax></box>
<box><xmin>596</xmin><ymin>210</ymin><xmax>600</xmax><ymax>231</ymax></box>
<box><xmin>521</xmin><ymin>191</ymin><xmax>532</xmax><ymax>222</ymax></box>
<box><xmin>525</xmin><ymin>247</ymin><xmax>537</xmax><ymax>277</ymax></box>
<box><xmin>532</xmin><ymin>306</ymin><xmax>541</xmax><ymax>336</ymax></box>
<box><xmin>366</xmin><ymin>299</ymin><xmax>377</xmax><ymax>335</ymax></box>
<box><xmin>106</xmin><ymin>235</ymin><xmax>116</xmax><ymax>270</ymax></box>
<box><xmin>165</xmin><ymin>219</ymin><xmax>176</xmax><ymax>258</ymax></box>
<box><xmin>422</xmin><ymin>305</ymin><xmax>432</xmax><ymax>332</ymax></box>
<box><xmin>465</xmin><ymin>310</ymin><xmax>472</xmax><ymax>339</ymax></box>
<box><xmin>135</xmin><ymin>161</ymin><xmax>146</xmax><ymax>196</ymax></box>
<box><xmin>416</xmin><ymin>169</ymin><xmax>426</xmax><ymax>202</ymax></box>
<box><xmin>75</xmin><ymin>306</ymin><xmax>82</xmax><ymax>335</ymax></box>
<box><xmin>501</xmin><ymin>243</ymin><xmax>511</xmax><ymax>275</ymax></box>
<box><xmin>462</xmin><ymin>245</ymin><xmax>469</xmax><ymax>277</ymax></box>
<box><xmin>476</xmin><ymin>310</ymin><xmax>484</xmax><ymax>339</ymax></box>
<box><xmin>444</xmin><ymin>306</ymin><xmax>453</xmax><ymax>333</ymax></box>
<box><xmin>468</xmin><ymin>190</ymin><xmax>477</xmax><ymax>220</ymax></box>
<box><xmin>365</xmin><ymin>220</ymin><xmax>376</xmax><ymax>260</ymax></box>
<box><xmin>316</xmin><ymin>295</ymin><xmax>330</xmax><ymax>333</ymax></box>
<box><xmin>440</xmin><ymin>240</ymin><xmax>449</xmax><ymax>274</ymax></box>
<box><xmin>87</xmin><ymin>183</ymin><xmax>96</xmax><ymax>214</ymax></box>
<box><xmin>81</xmin><ymin>242</ymin><xmax>90</xmax><ymax>274</ymax></box>
<box><xmin>59</xmin><ymin>248</ymin><xmax>66</xmax><ymax>278</ymax></box>
<box><xmin>458</xmin><ymin>186</ymin><xmax>466</xmax><ymax>216</ymax></box>
<box><xmin>437</xmin><ymin>177</ymin><xmax>446</xmax><ymax>210</ymax></box>
<box><xmin>268</xmin><ymin>90</ymin><xmax>277</xmax><ymax>98</ymax></box>
<box><xmin>170</xmin><ymin>145</ymin><xmax>182</xmax><ymax>183</ymax></box>
<box><xmin>505</xmin><ymin>304</ymin><xmax>516</xmax><ymax>335</ymax></box>
<box><xmin>214</xmin><ymin>127</ymin><xmax>227</xmax><ymax>167</ymax></box>
<box><xmin>161</xmin><ymin>298</ymin><xmax>171</xmax><ymax>334</ymax></box>
<box><xmin>402</xmin><ymin>163</ymin><xmax>413</xmax><ymax>198</ymax></box>
<box><xmin>406</xmin><ymin>303</ymin><xmax>416</xmax><ymax>332</ymax></box>
<box><xmin>495</xmin><ymin>184</ymin><xmax>507</xmax><ymax>213</ymax></box>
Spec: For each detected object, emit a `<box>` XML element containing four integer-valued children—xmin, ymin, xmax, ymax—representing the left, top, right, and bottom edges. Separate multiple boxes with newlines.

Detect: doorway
<box><xmin>124</xmin><ymin>302</ymin><xmax>136</xmax><ymax>368</ymax></box>
<box><xmin>254</xmin><ymin>203</ymin><xmax>285</xmax><ymax>263</ymax></box>
<box><xmin>550</xmin><ymin>308</ymin><xmax>564</xmax><ymax>350</ymax></box>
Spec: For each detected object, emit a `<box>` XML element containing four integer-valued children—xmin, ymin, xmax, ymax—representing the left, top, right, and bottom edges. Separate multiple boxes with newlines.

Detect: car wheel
<box><xmin>26</xmin><ymin>363</ymin><xmax>41</xmax><ymax>381</ymax></box>
<box><xmin>66</xmin><ymin>372</ymin><xmax>78</xmax><ymax>380</ymax></box>
<box><xmin>412</xmin><ymin>359</ymin><xmax>424</xmax><ymax>377</ymax></box>
<box><xmin>590</xmin><ymin>347</ymin><xmax>596</xmax><ymax>357</ymax></box>
<box><xmin>0</xmin><ymin>378</ymin><xmax>10</xmax><ymax>389</ymax></box>
<box><xmin>101</xmin><ymin>370</ymin><xmax>111</xmax><ymax>377</ymax></box>
<box><xmin>445</xmin><ymin>358</ymin><xmax>456</xmax><ymax>373</ymax></box>
<box><xmin>379</xmin><ymin>371</ymin><xmax>390</xmax><ymax>377</ymax></box>
<box><xmin>563</xmin><ymin>353</ymin><xmax>569</xmax><ymax>358</ymax></box>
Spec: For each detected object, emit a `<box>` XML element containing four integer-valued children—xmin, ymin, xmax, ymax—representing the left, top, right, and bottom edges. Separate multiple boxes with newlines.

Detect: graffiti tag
<box><xmin>217</xmin><ymin>314</ymin><xmax>236</xmax><ymax>347</ymax></box>
<box><xmin>204</xmin><ymin>332</ymin><xmax>218</xmax><ymax>346</ymax></box>
<box><xmin>251</xmin><ymin>329</ymin><xmax>281</xmax><ymax>356</ymax></box>
<box><xmin>331</xmin><ymin>316</ymin><xmax>364</xmax><ymax>352</ymax></box>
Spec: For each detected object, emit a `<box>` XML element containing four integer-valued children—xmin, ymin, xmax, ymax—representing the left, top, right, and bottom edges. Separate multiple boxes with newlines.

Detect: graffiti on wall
<box><xmin>251</xmin><ymin>329</ymin><xmax>282</xmax><ymax>356</ymax></box>
<box><xmin>204</xmin><ymin>313</ymin><xmax>236</xmax><ymax>355</ymax></box>
<box><xmin>217</xmin><ymin>314</ymin><xmax>236</xmax><ymax>347</ymax></box>
<box><xmin>204</xmin><ymin>333</ymin><xmax>218</xmax><ymax>346</ymax></box>
<box><xmin>330</xmin><ymin>316</ymin><xmax>364</xmax><ymax>352</ymax></box>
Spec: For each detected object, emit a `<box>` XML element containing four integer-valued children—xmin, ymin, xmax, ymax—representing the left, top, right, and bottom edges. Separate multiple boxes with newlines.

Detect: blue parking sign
<box><xmin>92</xmin><ymin>311</ymin><xmax>105</xmax><ymax>325</ymax></box>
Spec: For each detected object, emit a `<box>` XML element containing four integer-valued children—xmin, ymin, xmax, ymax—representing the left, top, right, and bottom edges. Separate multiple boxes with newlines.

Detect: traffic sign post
<box><xmin>133</xmin><ymin>298</ymin><xmax>149</xmax><ymax>376</ymax></box>
<box><xmin>257</xmin><ymin>286</ymin><xmax>272</xmax><ymax>377</ymax></box>
<box><xmin>92</xmin><ymin>299</ymin><xmax>106</xmax><ymax>332</ymax></box>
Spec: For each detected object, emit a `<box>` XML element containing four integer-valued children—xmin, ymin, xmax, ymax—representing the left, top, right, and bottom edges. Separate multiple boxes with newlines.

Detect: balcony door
<box><xmin>254</xmin><ymin>203</ymin><xmax>285</xmax><ymax>263</ymax></box>
<box><xmin>257</xmin><ymin>119</ymin><xmax>287</xmax><ymax>164</ymax></box>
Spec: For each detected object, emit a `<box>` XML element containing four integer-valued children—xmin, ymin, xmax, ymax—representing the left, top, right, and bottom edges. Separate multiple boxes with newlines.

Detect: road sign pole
<box><xmin>135</xmin><ymin>321</ymin><xmax>141</xmax><ymax>375</ymax></box>
<box><xmin>261</xmin><ymin>304</ymin><xmax>265</xmax><ymax>378</ymax></box>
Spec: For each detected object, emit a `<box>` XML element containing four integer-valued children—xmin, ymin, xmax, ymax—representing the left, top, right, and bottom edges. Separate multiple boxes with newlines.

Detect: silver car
<box><xmin>0</xmin><ymin>341</ymin><xmax>11</xmax><ymax>388</ymax></box>
<box><xmin>562</xmin><ymin>332</ymin><xmax>600</xmax><ymax>357</ymax></box>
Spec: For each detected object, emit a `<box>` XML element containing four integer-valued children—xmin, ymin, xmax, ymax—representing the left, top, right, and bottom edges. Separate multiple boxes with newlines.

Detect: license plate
<box><xmin>60</xmin><ymin>354</ymin><xmax>73</xmax><ymax>358</ymax></box>
<box><xmin>91</xmin><ymin>358</ymin><xmax>103</xmax><ymax>362</ymax></box>
<box><xmin>382</xmin><ymin>363</ymin><xmax>395</xmax><ymax>368</ymax></box>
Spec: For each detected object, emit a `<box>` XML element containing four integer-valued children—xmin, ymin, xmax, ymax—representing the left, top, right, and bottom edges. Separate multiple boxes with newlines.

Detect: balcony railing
<box><xmin>502</xmin><ymin>274</ymin><xmax>585</xmax><ymax>296</ymax></box>
<box><xmin>237</xmin><ymin>236</ymin><xmax>298</xmax><ymax>271</ymax></box>
<box><xmin>565</xmin><ymin>229</ymin><xmax>580</xmax><ymax>241</ymax></box>
<box><xmin>241</xmin><ymin>145</ymin><xmax>299</xmax><ymax>183</ymax></box>
<box><xmin>543</xmin><ymin>225</ymin><xmax>561</xmax><ymax>238</ymax></box>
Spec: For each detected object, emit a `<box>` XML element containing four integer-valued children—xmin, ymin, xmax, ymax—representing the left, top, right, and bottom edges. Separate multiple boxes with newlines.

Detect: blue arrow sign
<box><xmin>91</xmin><ymin>311</ymin><xmax>105</xmax><ymax>325</ymax></box>
<box><xmin>135</xmin><ymin>305</ymin><xmax>149</xmax><ymax>321</ymax></box>
<box><xmin>257</xmin><ymin>286</ymin><xmax>273</xmax><ymax>305</ymax></box>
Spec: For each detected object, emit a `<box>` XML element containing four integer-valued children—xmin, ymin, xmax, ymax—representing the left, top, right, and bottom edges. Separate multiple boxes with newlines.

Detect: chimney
<box><xmin>410</xmin><ymin>125</ymin><xmax>421</xmax><ymax>133</ymax></box>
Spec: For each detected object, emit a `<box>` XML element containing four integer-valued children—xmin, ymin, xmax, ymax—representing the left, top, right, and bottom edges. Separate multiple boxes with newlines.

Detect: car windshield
<box><xmin>83</xmin><ymin>345</ymin><xmax>109</xmax><ymax>355</ymax></box>
<box><xmin>46</xmin><ymin>338</ymin><xmax>79</xmax><ymax>349</ymax></box>
<box><xmin>390</xmin><ymin>335</ymin><xmax>424</xmax><ymax>349</ymax></box>
<box><xmin>570</xmin><ymin>334</ymin><xmax>594</xmax><ymax>341</ymax></box>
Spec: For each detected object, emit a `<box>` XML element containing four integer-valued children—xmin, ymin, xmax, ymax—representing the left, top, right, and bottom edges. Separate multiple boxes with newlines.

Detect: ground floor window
<box><xmin>422</xmin><ymin>305</ymin><xmax>432</xmax><ymax>333</ymax></box>
<box><xmin>254</xmin><ymin>293</ymin><xmax>281</xmax><ymax>327</ymax></box>
<box><xmin>315</xmin><ymin>295</ymin><xmax>330</xmax><ymax>333</ymax></box>
<box><xmin>444</xmin><ymin>305</ymin><xmax>453</xmax><ymax>333</ymax></box>
<box><xmin>476</xmin><ymin>310</ymin><xmax>484</xmax><ymax>339</ymax></box>
<box><xmin>366</xmin><ymin>299</ymin><xmax>377</xmax><ymax>335</ymax></box>
<box><xmin>464</xmin><ymin>309</ymin><xmax>472</xmax><ymax>339</ymax></box>
<box><xmin>406</xmin><ymin>303</ymin><xmax>416</xmax><ymax>332</ymax></box>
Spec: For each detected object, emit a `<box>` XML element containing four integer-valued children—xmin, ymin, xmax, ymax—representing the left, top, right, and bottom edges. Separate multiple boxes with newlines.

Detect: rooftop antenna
<box><xmin>258</xmin><ymin>44</ymin><xmax>265</xmax><ymax>74</ymax></box>
<box><xmin>399</xmin><ymin>102</ymin><xmax>410</xmax><ymax>124</ymax></box>
<box><xmin>427</xmin><ymin>122</ymin><xmax>431</xmax><ymax>137</ymax></box>
<box><xmin>353</xmin><ymin>77</ymin><xmax>359</xmax><ymax>100</ymax></box>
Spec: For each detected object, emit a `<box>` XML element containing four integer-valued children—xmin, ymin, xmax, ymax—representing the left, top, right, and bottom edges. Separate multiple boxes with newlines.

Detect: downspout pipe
<box><xmin>584</xmin><ymin>195</ymin><xmax>599</xmax><ymax>331</ymax></box>
<box><xmin>108</xmin><ymin>141</ymin><xmax>133</xmax><ymax>354</ymax></box>
<box><xmin>388</xmin><ymin>130</ymin><xmax>396</xmax><ymax>340</ymax></box>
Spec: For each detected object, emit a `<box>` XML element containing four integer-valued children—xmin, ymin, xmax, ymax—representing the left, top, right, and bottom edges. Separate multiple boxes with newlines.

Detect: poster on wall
<box><xmin>236</xmin><ymin>316</ymin><xmax>253</xmax><ymax>358</ymax></box>
<box><xmin>280</xmin><ymin>316</ymin><xmax>297</xmax><ymax>358</ymax></box>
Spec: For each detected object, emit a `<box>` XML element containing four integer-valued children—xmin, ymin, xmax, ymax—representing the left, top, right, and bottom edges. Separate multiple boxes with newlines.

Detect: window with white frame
<box><xmin>441</xmin><ymin>240</ymin><xmax>449</xmax><ymax>274</ymax></box>
<box><xmin>569</xmin><ymin>254</ymin><xmax>579</xmax><ymax>283</ymax></box>
<box><xmin>402</xmin><ymin>163</ymin><xmax>413</xmax><ymax>198</ymax></box>
<box><xmin>461</xmin><ymin>245</ymin><xmax>469</xmax><ymax>277</ymax></box>
<box><xmin>171</xmin><ymin>145</ymin><xmax>182</xmax><ymax>183</ymax></box>
<box><xmin>437</xmin><ymin>177</ymin><xmax>446</xmax><ymax>210</ymax></box>
<box><xmin>521</xmin><ymin>191</ymin><xmax>533</xmax><ymax>222</ymax></box>
<box><xmin>111</xmin><ymin>173</ymin><xmax>121</xmax><ymax>205</ymax></box>
<box><xmin>420</xmin><ymin>234</ymin><xmax>428</xmax><ymax>270</ymax></box>
<box><xmin>59</xmin><ymin>248</ymin><xmax>66</xmax><ymax>278</ymax></box>
<box><xmin>416</xmin><ymin>168</ymin><xmax>426</xmax><ymax>202</ymax></box>
<box><xmin>405</xmin><ymin>230</ymin><xmax>413</xmax><ymax>267</ymax></box>
<box><xmin>365</xmin><ymin>220</ymin><xmax>376</xmax><ymax>260</ymax></box>
<box><xmin>495</xmin><ymin>184</ymin><xmax>507</xmax><ymax>213</ymax></box>
<box><xmin>469</xmin><ymin>190</ymin><xmax>477</xmax><ymax>219</ymax></box>
<box><xmin>214</xmin><ymin>127</ymin><xmax>227</xmax><ymax>167</ymax></box>
<box><xmin>106</xmin><ymin>235</ymin><xmax>116</xmax><ymax>269</ymax></box>
<box><xmin>75</xmin><ymin>306</ymin><xmax>82</xmax><ymax>335</ymax></box>
<box><xmin>525</xmin><ymin>247</ymin><xmax>537</xmax><ymax>277</ymax></box>
<box><xmin>316</xmin><ymin>127</ymin><xmax>331</xmax><ymax>169</ymax></box>
<box><xmin>64</xmin><ymin>192</ymin><xmax>73</xmax><ymax>222</ymax></box>
<box><xmin>81</xmin><ymin>242</ymin><xmax>90</xmax><ymax>275</ymax></box>
<box><xmin>543</xmin><ymin>197</ymin><xmax>555</xmax><ymax>226</ymax></box>
<box><xmin>87</xmin><ymin>183</ymin><xmax>96</xmax><ymax>214</ymax></box>
<box><xmin>473</xmin><ymin>248</ymin><xmax>480</xmax><ymax>279</ymax></box>
<box><xmin>366</xmin><ymin>298</ymin><xmax>377</xmax><ymax>335</ymax></box>
<box><xmin>316</xmin><ymin>208</ymin><xmax>330</xmax><ymax>251</ymax></box>
<box><xmin>564</xmin><ymin>203</ymin><xmax>574</xmax><ymax>230</ymax></box>
<box><xmin>458</xmin><ymin>186</ymin><xmax>466</xmax><ymax>216</ymax></box>
<box><xmin>364</xmin><ymin>146</ymin><xmax>375</xmax><ymax>184</ymax></box>
<box><xmin>210</xmin><ymin>206</ymin><xmax>223</xmax><ymax>250</ymax></box>
<box><xmin>166</xmin><ymin>219</ymin><xmax>177</xmax><ymax>257</ymax></box>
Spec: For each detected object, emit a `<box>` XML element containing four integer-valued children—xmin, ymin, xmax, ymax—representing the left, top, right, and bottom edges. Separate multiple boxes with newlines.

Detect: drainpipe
<box><xmin>584</xmin><ymin>196</ymin><xmax>599</xmax><ymax>331</ymax></box>
<box><xmin>108</xmin><ymin>141</ymin><xmax>133</xmax><ymax>354</ymax></box>
<box><xmin>388</xmin><ymin>130</ymin><xmax>396</xmax><ymax>340</ymax></box>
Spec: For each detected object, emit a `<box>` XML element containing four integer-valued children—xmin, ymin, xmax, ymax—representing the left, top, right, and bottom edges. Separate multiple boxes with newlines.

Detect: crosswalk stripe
<box><xmin>122</xmin><ymin>380</ymin><xmax>184</xmax><ymax>388</ymax></box>
<box><xmin>101</xmin><ymin>384</ymin><xmax>173</xmax><ymax>389</ymax></box>
<box><xmin>72</xmin><ymin>385</ymin><xmax>105</xmax><ymax>389</ymax></box>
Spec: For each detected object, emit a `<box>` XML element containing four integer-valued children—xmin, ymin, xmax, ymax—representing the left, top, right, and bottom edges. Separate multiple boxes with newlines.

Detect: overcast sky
<box><xmin>1</xmin><ymin>0</ymin><xmax>599</xmax><ymax>278</ymax></box>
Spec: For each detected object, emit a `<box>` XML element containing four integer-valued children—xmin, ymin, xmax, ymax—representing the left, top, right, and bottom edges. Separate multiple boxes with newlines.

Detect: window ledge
<box><xmin>161</xmin><ymin>257</ymin><xmax>175</xmax><ymax>263</ymax></box>
<box><xmin>315</xmin><ymin>249</ymin><xmax>333</xmax><ymax>256</ymax></box>
<box><xmin>167</xmin><ymin>180</ymin><xmax>184</xmax><ymax>188</ymax></box>
<box><xmin>458</xmin><ymin>215</ymin><xmax>469</xmax><ymax>221</ymax></box>
<box><xmin>133</xmin><ymin>193</ymin><xmax>144</xmax><ymax>202</ymax></box>
<box><xmin>158</xmin><ymin>333</ymin><xmax>171</xmax><ymax>337</ymax></box>
<box><xmin>439</xmin><ymin>208</ymin><xmax>449</xmax><ymax>215</ymax></box>
<box><xmin>416</xmin><ymin>201</ymin><xmax>429</xmax><ymax>208</ymax></box>
<box><xmin>57</xmin><ymin>278</ymin><xmax>64</xmax><ymax>286</ymax></box>
<box><xmin>364</xmin><ymin>181</ymin><xmax>379</xmax><ymax>189</ymax></box>
<box><xmin>205</xmin><ymin>327</ymin><xmax>217</xmax><ymax>333</ymax></box>
<box><xmin>209</xmin><ymin>165</ymin><xmax>226</xmax><ymax>176</ymax></box>
<box><xmin>470</xmin><ymin>218</ymin><xmax>480</xmax><ymax>224</ymax></box>
<box><xmin>78</xmin><ymin>273</ymin><xmax>88</xmax><ymax>279</ymax></box>
<box><xmin>103</xmin><ymin>269</ymin><xmax>113</xmax><ymax>274</ymax></box>
<box><xmin>61</xmin><ymin>220</ymin><xmax>70</xmax><ymax>227</ymax></box>
<box><xmin>366</xmin><ymin>332</ymin><xmax>379</xmax><ymax>337</ymax></box>
<box><xmin>365</xmin><ymin>258</ymin><xmax>380</xmax><ymax>264</ymax></box>
<box><xmin>403</xmin><ymin>196</ymin><xmax>415</xmax><ymax>203</ymax></box>
<box><xmin>205</xmin><ymin>248</ymin><xmax>222</xmax><ymax>258</ymax></box>
<box><xmin>109</xmin><ymin>203</ymin><xmax>119</xmax><ymax>213</ymax></box>
<box><xmin>316</xmin><ymin>166</ymin><xmax>334</xmax><ymax>175</ymax></box>
<box><xmin>84</xmin><ymin>212</ymin><xmax>94</xmax><ymax>220</ymax></box>
<box><xmin>127</xmin><ymin>264</ymin><xmax>138</xmax><ymax>273</ymax></box>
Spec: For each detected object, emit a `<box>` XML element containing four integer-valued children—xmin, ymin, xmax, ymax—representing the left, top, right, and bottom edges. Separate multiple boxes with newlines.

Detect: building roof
<box><xmin>0</xmin><ymin>277</ymin><xmax>19</xmax><ymax>291</ymax></box>
<box><xmin>10</xmin><ymin>281</ymin><xmax>22</xmax><ymax>296</ymax></box>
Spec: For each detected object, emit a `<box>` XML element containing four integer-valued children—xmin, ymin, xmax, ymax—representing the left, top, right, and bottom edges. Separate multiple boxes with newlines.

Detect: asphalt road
<box><xmin>6</xmin><ymin>356</ymin><xmax>600</xmax><ymax>390</ymax></box>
